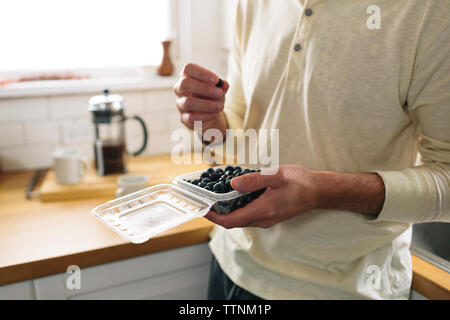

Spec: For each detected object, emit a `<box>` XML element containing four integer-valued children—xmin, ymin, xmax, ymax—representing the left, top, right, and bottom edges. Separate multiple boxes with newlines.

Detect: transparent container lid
<box><xmin>91</xmin><ymin>184</ymin><xmax>214</xmax><ymax>243</ymax></box>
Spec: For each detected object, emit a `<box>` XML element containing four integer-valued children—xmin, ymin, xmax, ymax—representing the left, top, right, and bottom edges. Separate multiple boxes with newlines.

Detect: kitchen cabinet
<box><xmin>0</xmin><ymin>280</ymin><xmax>34</xmax><ymax>300</ymax></box>
<box><xmin>0</xmin><ymin>243</ymin><xmax>211</xmax><ymax>300</ymax></box>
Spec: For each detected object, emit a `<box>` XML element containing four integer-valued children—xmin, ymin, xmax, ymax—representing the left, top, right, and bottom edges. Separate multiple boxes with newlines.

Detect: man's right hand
<box><xmin>173</xmin><ymin>63</ymin><xmax>229</xmax><ymax>136</ymax></box>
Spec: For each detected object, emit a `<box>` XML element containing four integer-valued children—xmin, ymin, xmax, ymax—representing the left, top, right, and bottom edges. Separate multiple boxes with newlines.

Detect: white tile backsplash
<box><xmin>0</xmin><ymin>145</ymin><xmax>54</xmax><ymax>171</ymax></box>
<box><xmin>24</xmin><ymin>121</ymin><xmax>60</xmax><ymax>144</ymax></box>
<box><xmin>0</xmin><ymin>88</ymin><xmax>178</xmax><ymax>171</ymax></box>
<box><xmin>59</xmin><ymin>142</ymin><xmax>94</xmax><ymax>161</ymax></box>
<box><xmin>0</xmin><ymin>124</ymin><xmax>24</xmax><ymax>147</ymax></box>
<box><xmin>48</xmin><ymin>94</ymin><xmax>91</xmax><ymax>119</ymax></box>
<box><xmin>0</xmin><ymin>97</ymin><xmax>48</xmax><ymax>121</ymax></box>
<box><xmin>144</xmin><ymin>90</ymin><xmax>176</xmax><ymax>113</ymax></box>
<box><xmin>167</xmin><ymin>110</ymin><xmax>184</xmax><ymax>131</ymax></box>
<box><xmin>142</xmin><ymin>114</ymin><xmax>169</xmax><ymax>134</ymax></box>
<box><xmin>126</xmin><ymin>134</ymin><xmax>147</xmax><ymax>155</ymax></box>
<box><xmin>120</xmin><ymin>92</ymin><xmax>144</xmax><ymax>114</ymax></box>
<box><xmin>61</xmin><ymin>119</ymin><xmax>93</xmax><ymax>144</ymax></box>
<box><xmin>146</xmin><ymin>132</ymin><xmax>176</xmax><ymax>155</ymax></box>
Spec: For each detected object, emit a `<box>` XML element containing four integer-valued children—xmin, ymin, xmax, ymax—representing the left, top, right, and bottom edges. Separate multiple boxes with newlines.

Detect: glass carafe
<box><xmin>88</xmin><ymin>90</ymin><xmax>148</xmax><ymax>176</ymax></box>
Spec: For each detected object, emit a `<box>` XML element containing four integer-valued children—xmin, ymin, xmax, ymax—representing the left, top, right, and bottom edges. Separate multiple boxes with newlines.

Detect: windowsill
<box><xmin>0</xmin><ymin>74</ymin><xmax>178</xmax><ymax>99</ymax></box>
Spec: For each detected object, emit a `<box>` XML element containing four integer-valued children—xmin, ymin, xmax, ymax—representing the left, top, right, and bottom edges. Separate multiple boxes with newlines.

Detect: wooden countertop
<box><xmin>0</xmin><ymin>155</ymin><xmax>214</xmax><ymax>286</ymax></box>
<box><xmin>0</xmin><ymin>156</ymin><xmax>448</xmax><ymax>300</ymax></box>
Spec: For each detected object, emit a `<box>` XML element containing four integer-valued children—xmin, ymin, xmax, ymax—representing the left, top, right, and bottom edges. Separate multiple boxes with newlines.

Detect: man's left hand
<box><xmin>205</xmin><ymin>165</ymin><xmax>318</xmax><ymax>229</ymax></box>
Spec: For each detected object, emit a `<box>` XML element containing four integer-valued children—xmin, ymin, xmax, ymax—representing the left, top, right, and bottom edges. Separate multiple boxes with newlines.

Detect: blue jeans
<box><xmin>207</xmin><ymin>255</ymin><xmax>263</xmax><ymax>300</ymax></box>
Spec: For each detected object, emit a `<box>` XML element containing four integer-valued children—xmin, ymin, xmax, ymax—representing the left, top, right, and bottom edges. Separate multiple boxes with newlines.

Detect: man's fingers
<box><xmin>204</xmin><ymin>195</ymin><xmax>271</xmax><ymax>229</ymax></box>
<box><xmin>222</xmin><ymin>80</ymin><xmax>230</xmax><ymax>94</ymax></box>
<box><xmin>176</xmin><ymin>96</ymin><xmax>224</xmax><ymax>113</ymax></box>
<box><xmin>175</xmin><ymin>76</ymin><xmax>224</xmax><ymax>100</ymax></box>
<box><xmin>182</xmin><ymin>63</ymin><xmax>219</xmax><ymax>85</ymax></box>
<box><xmin>181</xmin><ymin>112</ymin><xmax>219</xmax><ymax>124</ymax></box>
<box><xmin>231</xmin><ymin>172</ymin><xmax>283</xmax><ymax>192</ymax></box>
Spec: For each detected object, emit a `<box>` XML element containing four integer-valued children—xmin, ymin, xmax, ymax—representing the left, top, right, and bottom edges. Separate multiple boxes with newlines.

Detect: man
<box><xmin>173</xmin><ymin>0</ymin><xmax>450</xmax><ymax>299</ymax></box>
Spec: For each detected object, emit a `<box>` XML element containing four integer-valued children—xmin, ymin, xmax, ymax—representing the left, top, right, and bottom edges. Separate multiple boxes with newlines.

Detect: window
<box><xmin>0</xmin><ymin>0</ymin><xmax>171</xmax><ymax>78</ymax></box>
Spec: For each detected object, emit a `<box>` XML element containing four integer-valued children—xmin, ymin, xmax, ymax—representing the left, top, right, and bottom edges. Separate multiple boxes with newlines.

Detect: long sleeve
<box><xmin>374</xmin><ymin>22</ymin><xmax>450</xmax><ymax>223</ymax></box>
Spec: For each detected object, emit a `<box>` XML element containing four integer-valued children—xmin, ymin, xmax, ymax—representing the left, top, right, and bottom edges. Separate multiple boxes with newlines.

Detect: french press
<box><xmin>88</xmin><ymin>90</ymin><xmax>148</xmax><ymax>176</ymax></box>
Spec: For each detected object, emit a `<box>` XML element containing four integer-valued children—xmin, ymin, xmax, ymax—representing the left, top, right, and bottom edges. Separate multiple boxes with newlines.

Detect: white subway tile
<box><xmin>144</xmin><ymin>131</ymin><xmax>193</xmax><ymax>156</ymax></box>
<box><xmin>119</xmin><ymin>91</ymin><xmax>144</xmax><ymax>114</ymax></box>
<box><xmin>125</xmin><ymin>114</ymin><xmax>168</xmax><ymax>142</ymax></box>
<box><xmin>61</xmin><ymin>119</ymin><xmax>93</xmax><ymax>144</ymax></box>
<box><xmin>55</xmin><ymin>142</ymin><xmax>94</xmax><ymax>161</ymax></box>
<box><xmin>0</xmin><ymin>145</ymin><xmax>53</xmax><ymax>171</ymax></box>
<box><xmin>24</xmin><ymin>121</ymin><xmax>60</xmax><ymax>144</ymax></box>
<box><xmin>0</xmin><ymin>98</ymin><xmax>48</xmax><ymax>121</ymax></box>
<box><xmin>167</xmin><ymin>110</ymin><xmax>183</xmax><ymax>132</ymax></box>
<box><xmin>143</xmin><ymin>114</ymin><xmax>169</xmax><ymax>134</ymax></box>
<box><xmin>0</xmin><ymin>124</ymin><xmax>24</xmax><ymax>147</ymax></box>
<box><xmin>126</xmin><ymin>134</ymin><xmax>147</xmax><ymax>156</ymax></box>
<box><xmin>143</xmin><ymin>90</ymin><xmax>176</xmax><ymax>113</ymax></box>
<box><xmin>48</xmin><ymin>94</ymin><xmax>91</xmax><ymax>119</ymax></box>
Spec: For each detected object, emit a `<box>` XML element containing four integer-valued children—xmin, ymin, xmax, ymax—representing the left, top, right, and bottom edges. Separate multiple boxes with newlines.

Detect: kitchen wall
<box><xmin>0</xmin><ymin>89</ymin><xmax>182</xmax><ymax>172</ymax></box>
<box><xmin>0</xmin><ymin>0</ymin><xmax>238</xmax><ymax>172</ymax></box>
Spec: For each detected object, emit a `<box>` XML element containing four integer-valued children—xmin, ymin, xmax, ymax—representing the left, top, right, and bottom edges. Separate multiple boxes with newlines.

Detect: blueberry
<box><xmin>225</xmin><ymin>170</ymin><xmax>234</xmax><ymax>176</ymax></box>
<box><xmin>191</xmin><ymin>179</ymin><xmax>201</xmax><ymax>185</ymax></box>
<box><xmin>213</xmin><ymin>182</ymin><xmax>226</xmax><ymax>193</ymax></box>
<box><xmin>207</xmin><ymin>182</ymin><xmax>215</xmax><ymax>188</ymax></box>
<box><xmin>219</xmin><ymin>175</ymin><xmax>227</xmax><ymax>182</ymax></box>
<box><xmin>207</xmin><ymin>168</ymin><xmax>214</xmax><ymax>174</ymax></box>
<box><xmin>198</xmin><ymin>182</ymin><xmax>206</xmax><ymax>188</ymax></box>
<box><xmin>202</xmin><ymin>177</ymin><xmax>211</xmax><ymax>184</ymax></box>
<box><xmin>225</xmin><ymin>179</ymin><xmax>232</xmax><ymax>191</ymax></box>
<box><xmin>248</xmin><ymin>192</ymin><xmax>257</xmax><ymax>202</ymax></box>
<box><xmin>215</xmin><ymin>168</ymin><xmax>224</xmax><ymax>174</ymax></box>
<box><xmin>200</xmin><ymin>172</ymin><xmax>209</xmax><ymax>179</ymax></box>
<box><xmin>204</xmin><ymin>185</ymin><xmax>212</xmax><ymax>191</ymax></box>
<box><xmin>225</xmin><ymin>166</ymin><xmax>234</xmax><ymax>172</ymax></box>
<box><xmin>236</xmin><ymin>195</ymin><xmax>249</xmax><ymax>208</ymax></box>
<box><xmin>210</xmin><ymin>172</ymin><xmax>221</xmax><ymax>181</ymax></box>
<box><xmin>233</xmin><ymin>166</ymin><xmax>242</xmax><ymax>173</ymax></box>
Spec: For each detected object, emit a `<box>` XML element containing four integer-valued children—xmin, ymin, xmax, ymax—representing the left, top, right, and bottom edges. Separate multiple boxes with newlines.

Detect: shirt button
<box><xmin>294</xmin><ymin>43</ymin><xmax>302</xmax><ymax>51</ymax></box>
<box><xmin>305</xmin><ymin>8</ymin><xmax>313</xmax><ymax>16</ymax></box>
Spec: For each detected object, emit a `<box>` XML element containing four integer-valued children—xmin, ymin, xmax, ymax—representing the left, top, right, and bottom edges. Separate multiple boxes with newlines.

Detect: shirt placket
<box><xmin>288</xmin><ymin>1</ymin><xmax>314</xmax><ymax>74</ymax></box>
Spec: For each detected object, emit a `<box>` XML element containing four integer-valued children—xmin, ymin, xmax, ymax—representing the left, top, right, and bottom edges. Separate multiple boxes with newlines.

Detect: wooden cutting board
<box><xmin>39</xmin><ymin>154</ymin><xmax>209</xmax><ymax>202</ymax></box>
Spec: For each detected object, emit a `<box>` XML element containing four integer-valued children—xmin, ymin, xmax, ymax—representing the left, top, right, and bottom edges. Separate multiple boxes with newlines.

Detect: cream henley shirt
<box><xmin>208</xmin><ymin>0</ymin><xmax>450</xmax><ymax>299</ymax></box>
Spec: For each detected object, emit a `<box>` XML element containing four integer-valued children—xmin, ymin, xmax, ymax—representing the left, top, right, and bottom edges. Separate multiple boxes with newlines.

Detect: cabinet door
<box><xmin>0</xmin><ymin>280</ymin><xmax>34</xmax><ymax>300</ymax></box>
<box><xmin>33</xmin><ymin>243</ymin><xmax>211</xmax><ymax>299</ymax></box>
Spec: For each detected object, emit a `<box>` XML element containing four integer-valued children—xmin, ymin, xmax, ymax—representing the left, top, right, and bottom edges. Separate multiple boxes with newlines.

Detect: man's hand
<box><xmin>173</xmin><ymin>63</ymin><xmax>229</xmax><ymax>137</ymax></box>
<box><xmin>205</xmin><ymin>166</ymin><xmax>319</xmax><ymax>229</ymax></box>
<box><xmin>205</xmin><ymin>165</ymin><xmax>386</xmax><ymax>229</ymax></box>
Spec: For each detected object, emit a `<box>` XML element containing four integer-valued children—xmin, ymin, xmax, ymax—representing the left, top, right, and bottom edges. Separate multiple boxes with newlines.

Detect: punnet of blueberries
<box><xmin>182</xmin><ymin>166</ymin><xmax>266</xmax><ymax>214</ymax></box>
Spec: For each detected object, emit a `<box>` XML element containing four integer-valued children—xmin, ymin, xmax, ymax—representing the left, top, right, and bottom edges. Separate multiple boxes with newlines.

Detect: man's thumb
<box><xmin>231</xmin><ymin>172</ymin><xmax>282</xmax><ymax>192</ymax></box>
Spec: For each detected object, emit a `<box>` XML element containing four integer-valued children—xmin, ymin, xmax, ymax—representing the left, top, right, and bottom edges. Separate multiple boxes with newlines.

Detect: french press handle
<box><xmin>126</xmin><ymin>115</ymin><xmax>148</xmax><ymax>156</ymax></box>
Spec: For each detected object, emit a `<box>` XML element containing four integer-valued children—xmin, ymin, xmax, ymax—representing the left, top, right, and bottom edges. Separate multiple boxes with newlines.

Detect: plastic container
<box><xmin>92</xmin><ymin>184</ymin><xmax>214</xmax><ymax>243</ymax></box>
<box><xmin>174</xmin><ymin>165</ymin><xmax>253</xmax><ymax>214</ymax></box>
<box><xmin>92</xmin><ymin>165</ymin><xmax>264</xmax><ymax>243</ymax></box>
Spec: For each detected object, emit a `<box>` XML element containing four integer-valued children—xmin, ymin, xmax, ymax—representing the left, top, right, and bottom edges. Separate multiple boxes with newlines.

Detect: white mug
<box><xmin>53</xmin><ymin>148</ymin><xmax>89</xmax><ymax>185</ymax></box>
